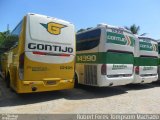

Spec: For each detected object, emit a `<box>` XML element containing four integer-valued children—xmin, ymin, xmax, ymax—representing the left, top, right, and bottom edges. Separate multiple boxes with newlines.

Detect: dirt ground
<box><xmin>0</xmin><ymin>78</ymin><xmax>160</xmax><ymax>114</ymax></box>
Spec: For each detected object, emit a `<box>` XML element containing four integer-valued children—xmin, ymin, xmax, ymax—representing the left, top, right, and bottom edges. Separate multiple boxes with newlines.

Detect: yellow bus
<box><xmin>1</xmin><ymin>13</ymin><xmax>75</xmax><ymax>93</ymax></box>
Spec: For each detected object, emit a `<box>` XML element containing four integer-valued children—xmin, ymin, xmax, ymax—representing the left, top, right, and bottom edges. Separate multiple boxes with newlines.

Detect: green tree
<box><xmin>77</xmin><ymin>28</ymin><xmax>86</xmax><ymax>33</ymax></box>
<box><xmin>124</xmin><ymin>24</ymin><xmax>140</xmax><ymax>34</ymax></box>
<box><xmin>0</xmin><ymin>30</ymin><xmax>11</xmax><ymax>51</ymax></box>
<box><xmin>77</xmin><ymin>27</ymin><xmax>93</xmax><ymax>33</ymax></box>
<box><xmin>124</xmin><ymin>24</ymin><xmax>148</xmax><ymax>36</ymax></box>
<box><xmin>86</xmin><ymin>27</ymin><xmax>93</xmax><ymax>30</ymax></box>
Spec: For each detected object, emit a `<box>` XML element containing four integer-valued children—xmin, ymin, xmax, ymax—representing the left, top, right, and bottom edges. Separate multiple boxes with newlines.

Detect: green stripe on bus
<box><xmin>134</xmin><ymin>57</ymin><xmax>158</xmax><ymax>66</ymax></box>
<box><xmin>76</xmin><ymin>52</ymin><xmax>134</xmax><ymax>64</ymax></box>
<box><xmin>159</xmin><ymin>59</ymin><xmax>160</xmax><ymax>65</ymax></box>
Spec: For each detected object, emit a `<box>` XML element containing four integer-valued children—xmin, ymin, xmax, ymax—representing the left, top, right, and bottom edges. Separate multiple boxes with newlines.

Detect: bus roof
<box><xmin>77</xmin><ymin>23</ymin><xmax>133</xmax><ymax>35</ymax></box>
<box><xmin>138</xmin><ymin>36</ymin><xmax>157</xmax><ymax>42</ymax></box>
<box><xmin>97</xmin><ymin>23</ymin><xmax>132</xmax><ymax>33</ymax></box>
<box><xmin>157</xmin><ymin>40</ymin><xmax>160</xmax><ymax>43</ymax></box>
<box><xmin>27</xmin><ymin>13</ymin><xmax>73</xmax><ymax>25</ymax></box>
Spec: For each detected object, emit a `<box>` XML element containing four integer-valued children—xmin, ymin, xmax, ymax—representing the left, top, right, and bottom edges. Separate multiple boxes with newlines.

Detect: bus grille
<box><xmin>84</xmin><ymin>65</ymin><xmax>97</xmax><ymax>85</ymax></box>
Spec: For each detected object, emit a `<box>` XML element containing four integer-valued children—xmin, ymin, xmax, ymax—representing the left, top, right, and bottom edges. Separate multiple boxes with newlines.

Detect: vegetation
<box><xmin>0</xmin><ymin>30</ymin><xmax>11</xmax><ymax>52</ymax></box>
<box><xmin>77</xmin><ymin>27</ymin><xmax>93</xmax><ymax>33</ymax></box>
<box><xmin>124</xmin><ymin>24</ymin><xmax>140</xmax><ymax>34</ymax></box>
<box><xmin>124</xmin><ymin>24</ymin><xmax>147</xmax><ymax>36</ymax></box>
<box><xmin>77</xmin><ymin>28</ymin><xmax>86</xmax><ymax>33</ymax></box>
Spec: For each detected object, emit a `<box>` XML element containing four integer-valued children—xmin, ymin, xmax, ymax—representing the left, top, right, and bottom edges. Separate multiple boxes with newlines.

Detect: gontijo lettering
<box><xmin>28</xmin><ymin>43</ymin><xmax>73</xmax><ymax>53</ymax></box>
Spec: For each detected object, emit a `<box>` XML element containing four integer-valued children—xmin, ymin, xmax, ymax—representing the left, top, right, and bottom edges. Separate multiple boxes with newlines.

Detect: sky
<box><xmin>0</xmin><ymin>0</ymin><xmax>160</xmax><ymax>39</ymax></box>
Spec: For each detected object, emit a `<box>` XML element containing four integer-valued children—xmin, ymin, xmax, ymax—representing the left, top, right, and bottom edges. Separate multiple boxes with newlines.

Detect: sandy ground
<box><xmin>0</xmin><ymin>78</ymin><xmax>160</xmax><ymax>114</ymax></box>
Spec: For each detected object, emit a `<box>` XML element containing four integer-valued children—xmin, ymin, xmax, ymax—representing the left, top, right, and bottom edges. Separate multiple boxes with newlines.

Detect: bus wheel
<box><xmin>74</xmin><ymin>73</ymin><xmax>79</xmax><ymax>88</ymax></box>
<box><xmin>5</xmin><ymin>73</ymin><xmax>10</xmax><ymax>88</ymax></box>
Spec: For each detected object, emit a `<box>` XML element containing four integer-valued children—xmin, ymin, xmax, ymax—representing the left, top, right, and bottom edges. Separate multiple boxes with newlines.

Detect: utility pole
<box><xmin>7</xmin><ymin>24</ymin><xmax>10</xmax><ymax>34</ymax></box>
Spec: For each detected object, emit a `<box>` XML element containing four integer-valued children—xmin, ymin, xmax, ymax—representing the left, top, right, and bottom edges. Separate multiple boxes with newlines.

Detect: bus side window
<box><xmin>9</xmin><ymin>20</ymin><xmax>23</xmax><ymax>49</ymax></box>
<box><xmin>158</xmin><ymin>43</ymin><xmax>160</xmax><ymax>54</ymax></box>
<box><xmin>76</xmin><ymin>29</ymin><xmax>101</xmax><ymax>51</ymax></box>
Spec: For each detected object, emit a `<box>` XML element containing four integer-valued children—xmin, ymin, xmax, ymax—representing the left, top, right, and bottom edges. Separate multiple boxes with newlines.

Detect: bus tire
<box><xmin>5</xmin><ymin>73</ymin><xmax>10</xmax><ymax>88</ymax></box>
<box><xmin>74</xmin><ymin>73</ymin><xmax>79</xmax><ymax>88</ymax></box>
<box><xmin>4</xmin><ymin>71</ymin><xmax>6</xmax><ymax>80</ymax></box>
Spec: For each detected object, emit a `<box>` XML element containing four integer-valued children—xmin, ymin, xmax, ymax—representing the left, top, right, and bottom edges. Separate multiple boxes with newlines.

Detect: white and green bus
<box><xmin>134</xmin><ymin>36</ymin><xmax>158</xmax><ymax>84</ymax></box>
<box><xmin>158</xmin><ymin>41</ymin><xmax>160</xmax><ymax>81</ymax></box>
<box><xmin>75</xmin><ymin>24</ymin><xmax>136</xmax><ymax>87</ymax></box>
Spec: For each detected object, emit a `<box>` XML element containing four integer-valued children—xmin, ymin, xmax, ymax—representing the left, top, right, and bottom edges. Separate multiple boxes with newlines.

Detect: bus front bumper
<box><xmin>17</xmin><ymin>79</ymin><xmax>74</xmax><ymax>93</ymax></box>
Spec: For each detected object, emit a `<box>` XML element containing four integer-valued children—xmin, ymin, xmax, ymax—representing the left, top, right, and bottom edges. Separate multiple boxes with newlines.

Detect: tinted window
<box><xmin>158</xmin><ymin>43</ymin><xmax>160</xmax><ymax>54</ymax></box>
<box><xmin>106</xmin><ymin>51</ymin><xmax>134</xmax><ymax>64</ymax></box>
<box><xmin>8</xmin><ymin>20</ymin><xmax>22</xmax><ymax>48</ymax></box>
<box><xmin>135</xmin><ymin>56</ymin><xmax>158</xmax><ymax>66</ymax></box>
<box><xmin>11</xmin><ymin>21</ymin><xmax>22</xmax><ymax>36</ymax></box>
<box><xmin>76</xmin><ymin>29</ymin><xmax>101</xmax><ymax>51</ymax></box>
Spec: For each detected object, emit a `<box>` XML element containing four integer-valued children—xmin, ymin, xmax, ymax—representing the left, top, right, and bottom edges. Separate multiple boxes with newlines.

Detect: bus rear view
<box><xmin>2</xmin><ymin>13</ymin><xmax>75</xmax><ymax>93</ymax></box>
<box><xmin>76</xmin><ymin>24</ymin><xmax>135</xmax><ymax>87</ymax></box>
<box><xmin>134</xmin><ymin>36</ymin><xmax>158</xmax><ymax>83</ymax></box>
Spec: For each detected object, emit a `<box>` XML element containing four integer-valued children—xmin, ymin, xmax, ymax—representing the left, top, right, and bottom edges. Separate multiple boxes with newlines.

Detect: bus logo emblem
<box><xmin>40</xmin><ymin>22</ymin><xmax>67</xmax><ymax>35</ymax></box>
